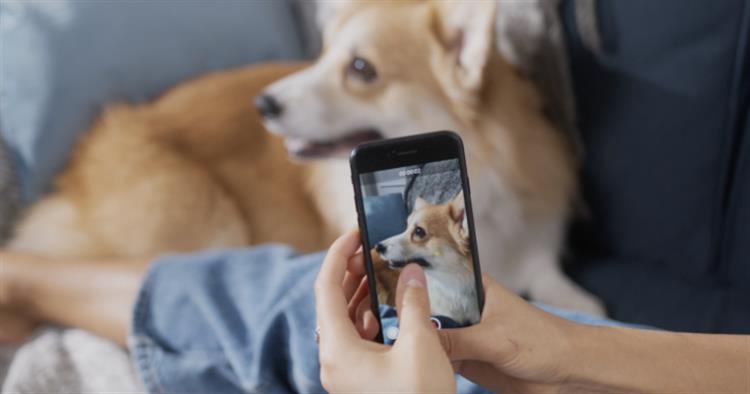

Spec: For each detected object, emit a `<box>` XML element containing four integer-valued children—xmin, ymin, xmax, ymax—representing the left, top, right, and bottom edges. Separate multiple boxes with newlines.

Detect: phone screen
<box><xmin>358</xmin><ymin>157</ymin><xmax>481</xmax><ymax>343</ymax></box>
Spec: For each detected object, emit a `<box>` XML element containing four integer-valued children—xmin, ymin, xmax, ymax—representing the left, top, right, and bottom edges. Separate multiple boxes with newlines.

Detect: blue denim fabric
<box><xmin>380</xmin><ymin>305</ymin><xmax>473</xmax><ymax>345</ymax></box>
<box><xmin>129</xmin><ymin>245</ymin><xmax>643</xmax><ymax>394</ymax></box>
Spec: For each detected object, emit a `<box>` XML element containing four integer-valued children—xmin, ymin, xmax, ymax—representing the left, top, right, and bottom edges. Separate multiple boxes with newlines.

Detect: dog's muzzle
<box><xmin>384</xmin><ymin>257</ymin><xmax>432</xmax><ymax>270</ymax></box>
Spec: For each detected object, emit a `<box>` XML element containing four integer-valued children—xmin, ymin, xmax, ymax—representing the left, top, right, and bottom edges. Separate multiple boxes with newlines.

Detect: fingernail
<box><xmin>400</xmin><ymin>264</ymin><xmax>427</xmax><ymax>288</ymax></box>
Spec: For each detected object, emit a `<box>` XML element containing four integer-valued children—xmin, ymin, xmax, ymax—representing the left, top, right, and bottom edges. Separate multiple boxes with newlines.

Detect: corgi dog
<box><xmin>7</xmin><ymin>63</ymin><xmax>345</xmax><ymax>258</ymax></box>
<box><xmin>9</xmin><ymin>0</ymin><xmax>604</xmax><ymax>315</ymax></box>
<box><xmin>374</xmin><ymin>191</ymin><xmax>480</xmax><ymax>325</ymax></box>
<box><xmin>259</xmin><ymin>0</ymin><xmax>605</xmax><ymax>315</ymax></box>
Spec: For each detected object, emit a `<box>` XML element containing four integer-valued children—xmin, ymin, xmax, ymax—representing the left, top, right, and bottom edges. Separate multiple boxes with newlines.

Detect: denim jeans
<box><xmin>129</xmin><ymin>245</ymin><xmax>642</xmax><ymax>393</ymax></box>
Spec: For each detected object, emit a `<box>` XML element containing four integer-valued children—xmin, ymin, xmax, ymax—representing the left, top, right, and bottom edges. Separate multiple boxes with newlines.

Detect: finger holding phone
<box><xmin>315</xmin><ymin>230</ymin><xmax>455</xmax><ymax>393</ymax></box>
<box><xmin>437</xmin><ymin>274</ymin><xmax>577</xmax><ymax>393</ymax></box>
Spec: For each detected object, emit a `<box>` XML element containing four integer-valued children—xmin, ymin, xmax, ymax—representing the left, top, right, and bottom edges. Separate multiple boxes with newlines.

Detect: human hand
<box><xmin>438</xmin><ymin>274</ymin><xmax>583</xmax><ymax>393</ymax></box>
<box><xmin>315</xmin><ymin>230</ymin><xmax>455</xmax><ymax>393</ymax></box>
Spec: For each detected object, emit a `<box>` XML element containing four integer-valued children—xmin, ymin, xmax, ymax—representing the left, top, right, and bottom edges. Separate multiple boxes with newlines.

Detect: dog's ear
<box><xmin>431</xmin><ymin>0</ymin><xmax>496</xmax><ymax>94</ymax></box>
<box><xmin>450</xmin><ymin>191</ymin><xmax>470</xmax><ymax>241</ymax></box>
<box><xmin>449</xmin><ymin>191</ymin><xmax>466</xmax><ymax>225</ymax></box>
<box><xmin>316</xmin><ymin>1</ymin><xmax>355</xmax><ymax>40</ymax></box>
<box><xmin>414</xmin><ymin>196</ymin><xmax>429</xmax><ymax>211</ymax></box>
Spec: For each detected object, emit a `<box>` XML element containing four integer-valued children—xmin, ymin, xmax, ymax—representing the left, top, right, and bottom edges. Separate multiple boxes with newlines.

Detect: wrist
<box><xmin>560</xmin><ymin>322</ymin><xmax>618</xmax><ymax>388</ymax></box>
<box><xmin>563</xmin><ymin>323</ymin><xmax>643</xmax><ymax>393</ymax></box>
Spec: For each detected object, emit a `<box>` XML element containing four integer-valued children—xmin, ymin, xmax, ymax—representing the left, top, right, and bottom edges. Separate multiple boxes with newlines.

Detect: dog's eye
<box><xmin>347</xmin><ymin>56</ymin><xmax>378</xmax><ymax>83</ymax></box>
<box><xmin>413</xmin><ymin>226</ymin><xmax>426</xmax><ymax>238</ymax></box>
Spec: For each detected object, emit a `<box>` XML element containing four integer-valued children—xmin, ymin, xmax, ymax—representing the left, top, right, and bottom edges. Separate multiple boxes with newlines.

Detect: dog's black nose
<box><xmin>375</xmin><ymin>243</ymin><xmax>387</xmax><ymax>254</ymax></box>
<box><xmin>255</xmin><ymin>94</ymin><xmax>283</xmax><ymax>119</ymax></box>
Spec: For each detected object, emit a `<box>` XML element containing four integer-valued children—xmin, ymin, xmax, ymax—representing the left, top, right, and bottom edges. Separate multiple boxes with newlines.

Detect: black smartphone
<box><xmin>350</xmin><ymin>131</ymin><xmax>484</xmax><ymax>344</ymax></box>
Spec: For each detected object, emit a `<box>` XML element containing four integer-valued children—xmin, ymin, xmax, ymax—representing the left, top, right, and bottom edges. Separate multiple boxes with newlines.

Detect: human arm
<box><xmin>439</xmin><ymin>275</ymin><xmax>750</xmax><ymax>393</ymax></box>
<box><xmin>567</xmin><ymin>322</ymin><xmax>749</xmax><ymax>393</ymax></box>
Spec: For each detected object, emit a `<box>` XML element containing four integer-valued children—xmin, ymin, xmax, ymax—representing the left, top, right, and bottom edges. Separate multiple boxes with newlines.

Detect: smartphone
<box><xmin>350</xmin><ymin>131</ymin><xmax>484</xmax><ymax>344</ymax></box>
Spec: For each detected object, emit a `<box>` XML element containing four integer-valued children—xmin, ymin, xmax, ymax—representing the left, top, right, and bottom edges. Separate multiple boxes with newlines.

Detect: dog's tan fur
<box><xmin>371</xmin><ymin>250</ymin><xmax>400</xmax><ymax>306</ymax></box>
<box><xmin>408</xmin><ymin>195</ymin><xmax>471</xmax><ymax>265</ymax></box>
<box><xmin>9</xmin><ymin>63</ymin><xmax>340</xmax><ymax>258</ymax></box>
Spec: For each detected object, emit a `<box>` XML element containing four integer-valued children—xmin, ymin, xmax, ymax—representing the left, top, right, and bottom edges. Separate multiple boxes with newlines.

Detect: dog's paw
<box><xmin>528</xmin><ymin>272</ymin><xmax>608</xmax><ymax>317</ymax></box>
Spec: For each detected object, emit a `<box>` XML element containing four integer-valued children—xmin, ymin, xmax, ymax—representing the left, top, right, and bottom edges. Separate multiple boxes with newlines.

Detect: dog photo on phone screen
<box><xmin>361</xmin><ymin>158</ymin><xmax>480</xmax><ymax>337</ymax></box>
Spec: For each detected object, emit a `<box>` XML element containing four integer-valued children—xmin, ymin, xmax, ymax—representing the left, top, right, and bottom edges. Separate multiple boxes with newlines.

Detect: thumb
<box><xmin>394</xmin><ymin>264</ymin><xmax>433</xmax><ymax>338</ymax></box>
<box><xmin>437</xmin><ymin>324</ymin><xmax>489</xmax><ymax>361</ymax></box>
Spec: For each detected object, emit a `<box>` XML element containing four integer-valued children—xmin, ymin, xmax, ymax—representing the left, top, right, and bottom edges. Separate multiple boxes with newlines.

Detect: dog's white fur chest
<box><xmin>468</xmin><ymin>168</ymin><xmax>528</xmax><ymax>286</ymax></box>
<box><xmin>425</xmin><ymin>268</ymin><xmax>479</xmax><ymax>324</ymax></box>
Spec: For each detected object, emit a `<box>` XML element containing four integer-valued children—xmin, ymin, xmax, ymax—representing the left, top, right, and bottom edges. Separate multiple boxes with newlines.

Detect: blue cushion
<box><xmin>363</xmin><ymin>194</ymin><xmax>408</xmax><ymax>246</ymax></box>
<box><xmin>0</xmin><ymin>0</ymin><xmax>306</xmax><ymax>202</ymax></box>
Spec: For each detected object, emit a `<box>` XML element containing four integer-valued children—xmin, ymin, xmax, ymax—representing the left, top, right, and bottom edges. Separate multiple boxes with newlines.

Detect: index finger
<box><xmin>315</xmin><ymin>229</ymin><xmax>363</xmax><ymax>343</ymax></box>
<box><xmin>347</xmin><ymin>248</ymin><xmax>366</xmax><ymax>276</ymax></box>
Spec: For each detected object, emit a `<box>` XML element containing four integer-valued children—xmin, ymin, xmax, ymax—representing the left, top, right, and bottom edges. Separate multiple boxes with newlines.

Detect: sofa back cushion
<box><xmin>0</xmin><ymin>0</ymin><xmax>307</xmax><ymax>202</ymax></box>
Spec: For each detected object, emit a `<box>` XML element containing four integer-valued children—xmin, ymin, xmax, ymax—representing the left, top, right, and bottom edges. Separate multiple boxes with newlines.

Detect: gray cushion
<box><xmin>0</xmin><ymin>0</ymin><xmax>307</xmax><ymax>202</ymax></box>
<box><xmin>563</xmin><ymin>0</ymin><xmax>750</xmax><ymax>333</ymax></box>
<box><xmin>404</xmin><ymin>160</ymin><xmax>461</xmax><ymax>212</ymax></box>
<box><xmin>0</xmin><ymin>134</ymin><xmax>20</xmax><ymax>244</ymax></box>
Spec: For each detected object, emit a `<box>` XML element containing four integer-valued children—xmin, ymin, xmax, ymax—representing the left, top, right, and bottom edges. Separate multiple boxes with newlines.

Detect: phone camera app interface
<box><xmin>360</xmin><ymin>158</ymin><xmax>480</xmax><ymax>344</ymax></box>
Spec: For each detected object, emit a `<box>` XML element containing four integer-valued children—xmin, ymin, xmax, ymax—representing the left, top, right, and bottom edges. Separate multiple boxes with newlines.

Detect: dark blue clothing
<box><xmin>562</xmin><ymin>0</ymin><xmax>750</xmax><ymax>333</ymax></box>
